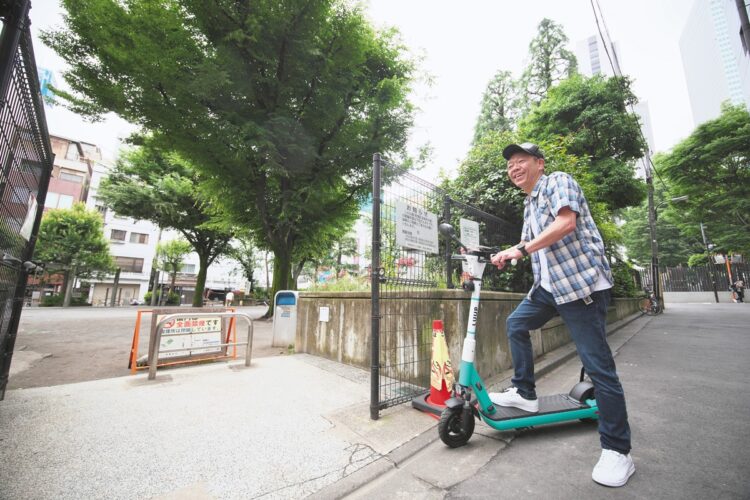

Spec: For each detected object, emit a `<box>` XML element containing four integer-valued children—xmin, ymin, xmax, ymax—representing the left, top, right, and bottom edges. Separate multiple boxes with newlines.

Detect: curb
<box><xmin>309</xmin><ymin>310</ymin><xmax>646</xmax><ymax>499</ymax></box>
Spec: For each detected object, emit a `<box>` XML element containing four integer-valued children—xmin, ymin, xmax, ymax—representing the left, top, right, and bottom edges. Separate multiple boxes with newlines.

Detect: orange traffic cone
<box><xmin>412</xmin><ymin>320</ymin><xmax>455</xmax><ymax>417</ymax></box>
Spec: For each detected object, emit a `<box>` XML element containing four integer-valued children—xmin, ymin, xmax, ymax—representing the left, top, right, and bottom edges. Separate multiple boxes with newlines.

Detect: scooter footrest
<box><xmin>482</xmin><ymin>394</ymin><xmax>590</xmax><ymax>422</ymax></box>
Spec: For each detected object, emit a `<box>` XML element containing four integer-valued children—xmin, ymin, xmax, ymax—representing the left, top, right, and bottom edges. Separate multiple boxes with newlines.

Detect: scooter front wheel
<box><xmin>438</xmin><ymin>406</ymin><xmax>475</xmax><ymax>448</ymax></box>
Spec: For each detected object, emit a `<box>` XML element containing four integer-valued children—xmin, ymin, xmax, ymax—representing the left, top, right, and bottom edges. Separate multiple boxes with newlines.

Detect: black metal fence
<box><xmin>642</xmin><ymin>262</ymin><xmax>750</xmax><ymax>294</ymax></box>
<box><xmin>0</xmin><ymin>1</ymin><xmax>54</xmax><ymax>399</ymax></box>
<box><xmin>369</xmin><ymin>154</ymin><xmax>518</xmax><ymax>419</ymax></box>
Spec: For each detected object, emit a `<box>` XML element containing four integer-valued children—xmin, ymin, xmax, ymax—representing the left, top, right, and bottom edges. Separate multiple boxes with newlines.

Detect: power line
<box><xmin>589</xmin><ymin>0</ymin><xmax>669</xmax><ymax>191</ymax></box>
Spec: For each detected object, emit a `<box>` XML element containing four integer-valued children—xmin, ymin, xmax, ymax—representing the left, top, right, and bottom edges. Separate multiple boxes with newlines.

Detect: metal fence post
<box><xmin>443</xmin><ymin>196</ymin><xmax>453</xmax><ymax>289</ymax></box>
<box><xmin>370</xmin><ymin>153</ymin><xmax>381</xmax><ymax>420</ymax></box>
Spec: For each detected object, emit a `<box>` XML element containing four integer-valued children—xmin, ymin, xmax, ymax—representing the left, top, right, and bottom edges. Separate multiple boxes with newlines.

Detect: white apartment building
<box><xmin>680</xmin><ymin>0</ymin><xmax>750</xmax><ymax>126</ymax></box>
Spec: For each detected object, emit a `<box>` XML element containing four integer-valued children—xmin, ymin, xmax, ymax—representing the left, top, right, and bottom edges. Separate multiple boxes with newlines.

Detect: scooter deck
<box><xmin>481</xmin><ymin>393</ymin><xmax>590</xmax><ymax>422</ymax></box>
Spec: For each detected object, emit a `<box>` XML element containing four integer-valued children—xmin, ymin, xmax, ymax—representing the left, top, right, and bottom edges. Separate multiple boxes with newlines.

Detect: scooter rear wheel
<box><xmin>438</xmin><ymin>406</ymin><xmax>475</xmax><ymax>448</ymax></box>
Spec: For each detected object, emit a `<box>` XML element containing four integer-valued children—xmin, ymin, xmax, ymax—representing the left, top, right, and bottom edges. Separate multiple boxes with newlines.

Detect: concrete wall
<box><xmin>296</xmin><ymin>291</ymin><xmax>641</xmax><ymax>382</ymax></box>
<box><xmin>664</xmin><ymin>291</ymin><xmax>734</xmax><ymax>303</ymax></box>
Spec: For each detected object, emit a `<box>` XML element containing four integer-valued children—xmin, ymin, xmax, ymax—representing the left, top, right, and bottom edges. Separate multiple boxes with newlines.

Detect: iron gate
<box><xmin>0</xmin><ymin>0</ymin><xmax>54</xmax><ymax>399</ymax></box>
<box><xmin>369</xmin><ymin>154</ymin><xmax>520</xmax><ymax>419</ymax></box>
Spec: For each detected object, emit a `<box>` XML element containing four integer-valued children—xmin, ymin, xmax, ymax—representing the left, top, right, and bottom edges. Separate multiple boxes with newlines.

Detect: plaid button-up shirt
<box><xmin>522</xmin><ymin>172</ymin><xmax>612</xmax><ymax>305</ymax></box>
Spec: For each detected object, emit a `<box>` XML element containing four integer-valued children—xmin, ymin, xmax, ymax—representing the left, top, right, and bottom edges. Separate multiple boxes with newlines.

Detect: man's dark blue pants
<box><xmin>505</xmin><ymin>287</ymin><xmax>632</xmax><ymax>454</ymax></box>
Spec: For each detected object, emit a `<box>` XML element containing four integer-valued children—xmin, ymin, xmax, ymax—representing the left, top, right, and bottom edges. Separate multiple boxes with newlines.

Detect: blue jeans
<box><xmin>506</xmin><ymin>287</ymin><xmax>631</xmax><ymax>454</ymax></box>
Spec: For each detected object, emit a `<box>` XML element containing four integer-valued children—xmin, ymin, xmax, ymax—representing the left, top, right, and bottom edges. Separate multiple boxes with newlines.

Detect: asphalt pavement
<box><xmin>337</xmin><ymin>303</ymin><xmax>750</xmax><ymax>500</ymax></box>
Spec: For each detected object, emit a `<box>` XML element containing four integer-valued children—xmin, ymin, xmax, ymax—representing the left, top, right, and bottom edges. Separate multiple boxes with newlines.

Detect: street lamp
<box><xmin>648</xmin><ymin>194</ymin><xmax>689</xmax><ymax>302</ymax></box>
<box><xmin>700</xmin><ymin>222</ymin><xmax>720</xmax><ymax>303</ymax></box>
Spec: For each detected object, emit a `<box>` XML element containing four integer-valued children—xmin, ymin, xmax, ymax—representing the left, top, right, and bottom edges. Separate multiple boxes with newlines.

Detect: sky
<box><xmin>31</xmin><ymin>0</ymin><xmax>695</xmax><ymax>177</ymax></box>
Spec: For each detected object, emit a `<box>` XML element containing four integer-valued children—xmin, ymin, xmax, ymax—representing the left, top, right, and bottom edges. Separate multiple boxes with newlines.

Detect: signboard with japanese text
<box><xmin>395</xmin><ymin>200</ymin><xmax>439</xmax><ymax>254</ymax></box>
<box><xmin>157</xmin><ymin>315</ymin><xmax>223</xmax><ymax>360</ymax></box>
<box><xmin>460</xmin><ymin>218</ymin><xmax>480</xmax><ymax>274</ymax></box>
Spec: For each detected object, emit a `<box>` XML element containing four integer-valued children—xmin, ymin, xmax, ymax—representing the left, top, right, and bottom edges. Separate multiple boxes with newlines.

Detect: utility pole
<box><xmin>645</xmin><ymin>164</ymin><xmax>660</xmax><ymax>302</ymax></box>
<box><xmin>700</xmin><ymin>223</ymin><xmax>720</xmax><ymax>303</ymax></box>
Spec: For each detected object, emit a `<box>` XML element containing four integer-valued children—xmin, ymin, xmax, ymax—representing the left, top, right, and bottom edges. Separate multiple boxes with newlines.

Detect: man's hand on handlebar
<box><xmin>491</xmin><ymin>245</ymin><xmax>524</xmax><ymax>270</ymax></box>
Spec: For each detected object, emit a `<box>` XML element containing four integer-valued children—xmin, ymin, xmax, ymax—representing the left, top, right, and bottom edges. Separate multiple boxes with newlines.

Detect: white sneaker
<box><xmin>488</xmin><ymin>387</ymin><xmax>539</xmax><ymax>413</ymax></box>
<box><xmin>592</xmin><ymin>449</ymin><xmax>635</xmax><ymax>487</ymax></box>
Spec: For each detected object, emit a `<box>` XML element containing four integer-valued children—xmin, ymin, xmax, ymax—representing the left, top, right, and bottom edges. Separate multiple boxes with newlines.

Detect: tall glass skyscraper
<box><xmin>680</xmin><ymin>0</ymin><xmax>750</xmax><ymax>126</ymax></box>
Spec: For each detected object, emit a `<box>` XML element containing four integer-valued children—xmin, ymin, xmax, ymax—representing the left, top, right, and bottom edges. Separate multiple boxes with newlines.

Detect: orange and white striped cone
<box><xmin>412</xmin><ymin>320</ymin><xmax>455</xmax><ymax>417</ymax></box>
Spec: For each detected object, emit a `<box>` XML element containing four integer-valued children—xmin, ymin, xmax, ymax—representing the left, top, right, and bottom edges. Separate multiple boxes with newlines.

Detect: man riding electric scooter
<box><xmin>491</xmin><ymin>142</ymin><xmax>634</xmax><ymax>488</ymax></box>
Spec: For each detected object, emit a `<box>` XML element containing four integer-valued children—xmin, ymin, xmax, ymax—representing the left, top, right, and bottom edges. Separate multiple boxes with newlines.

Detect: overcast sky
<box><xmin>32</xmin><ymin>0</ymin><xmax>694</xmax><ymax>177</ymax></box>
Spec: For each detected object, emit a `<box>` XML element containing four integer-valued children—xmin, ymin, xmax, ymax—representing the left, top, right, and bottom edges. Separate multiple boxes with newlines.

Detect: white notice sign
<box><xmin>460</xmin><ymin>218</ymin><xmax>480</xmax><ymax>248</ymax></box>
<box><xmin>395</xmin><ymin>201</ymin><xmax>439</xmax><ymax>254</ymax></box>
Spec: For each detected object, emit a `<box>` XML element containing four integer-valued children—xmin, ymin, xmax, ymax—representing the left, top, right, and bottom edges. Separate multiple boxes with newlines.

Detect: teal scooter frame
<box><xmin>437</xmin><ymin>223</ymin><xmax>598</xmax><ymax>448</ymax></box>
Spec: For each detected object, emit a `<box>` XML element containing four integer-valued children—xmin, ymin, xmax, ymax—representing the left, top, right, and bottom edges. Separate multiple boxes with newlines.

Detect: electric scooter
<box><xmin>436</xmin><ymin>223</ymin><xmax>598</xmax><ymax>448</ymax></box>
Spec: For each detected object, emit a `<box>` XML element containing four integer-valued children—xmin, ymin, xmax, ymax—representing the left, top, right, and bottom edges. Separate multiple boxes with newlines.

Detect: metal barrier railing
<box><xmin>148</xmin><ymin>312</ymin><xmax>254</xmax><ymax>380</ymax></box>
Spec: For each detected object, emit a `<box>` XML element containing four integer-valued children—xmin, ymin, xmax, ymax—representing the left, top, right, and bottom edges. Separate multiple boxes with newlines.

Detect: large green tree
<box><xmin>34</xmin><ymin>203</ymin><xmax>114</xmax><ymax>307</ymax></box>
<box><xmin>519</xmin><ymin>74</ymin><xmax>646</xmax><ymax>211</ymax></box>
<box><xmin>519</xmin><ymin>18</ymin><xmax>578</xmax><ymax>108</ymax></box>
<box><xmin>96</xmin><ymin>139</ymin><xmax>234</xmax><ymax>307</ymax></box>
<box><xmin>658</xmin><ymin>103</ymin><xmax>750</xmax><ymax>256</ymax></box>
<box><xmin>42</xmin><ymin>0</ymin><xmax>414</xmax><ymax>315</ymax></box>
<box><xmin>473</xmin><ymin>70</ymin><xmax>520</xmax><ymax>143</ymax></box>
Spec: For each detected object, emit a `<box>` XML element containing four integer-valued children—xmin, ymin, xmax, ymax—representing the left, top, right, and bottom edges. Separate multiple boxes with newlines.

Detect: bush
<box><xmin>142</xmin><ymin>290</ymin><xmax>181</xmax><ymax>305</ymax></box>
<box><xmin>40</xmin><ymin>294</ymin><xmax>91</xmax><ymax>307</ymax></box>
<box><xmin>309</xmin><ymin>275</ymin><xmax>369</xmax><ymax>292</ymax></box>
<box><xmin>611</xmin><ymin>260</ymin><xmax>638</xmax><ymax>298</ymax></box>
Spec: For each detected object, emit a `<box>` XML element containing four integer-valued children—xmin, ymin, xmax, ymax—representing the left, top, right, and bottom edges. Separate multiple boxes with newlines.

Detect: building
<box><xmin>680</xmin><ymin>0</ymin><xmax>750</xmax><ymax>126</ymax></box>
<box><xmin>575</xmin><ymin>34</ymin><xmax>655</xmax><ymax>176</ymax></box>
<box><xmin>46</xmin><ymin>135</ymin><xmax>99</xmax><ymax>211</ymax></box>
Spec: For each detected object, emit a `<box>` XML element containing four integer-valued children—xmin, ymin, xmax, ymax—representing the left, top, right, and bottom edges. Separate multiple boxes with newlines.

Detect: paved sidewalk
<box><xmin>0</xmin><ymin>353</ymin><xmax>435</xmax><ymax>499</ymax></box>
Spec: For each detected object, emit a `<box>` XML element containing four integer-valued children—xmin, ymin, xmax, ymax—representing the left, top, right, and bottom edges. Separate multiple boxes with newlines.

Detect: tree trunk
<box><xmin>266</xmin><ymin>251</ymin><xmax>292</xmax><ymax>318</ymax></box>
<box><xmin>62</xmin><ymin>266</ymin><xmax>76</xmax><ymax>307</ymax></box>
<box><xmin>193</xmin><ymin>253</ymin><xmax>209</xmax><ymax>307</ymax></box>
<box><xmin>169</xmin><ymin>271</ymin><xmax>177</xmax><ymax>296</ymax></box>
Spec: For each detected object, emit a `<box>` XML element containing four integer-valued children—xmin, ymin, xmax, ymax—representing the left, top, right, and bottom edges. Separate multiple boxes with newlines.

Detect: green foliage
<box><xmin>34</xmin><ymin>203</ymin><xmax>114</xmax><ymax>276</ymax></box>
<box><xmin>619</xmin><ymin>182</ymin><xmax>704</xmax><ymax>267</ymax></box>
<box><xmin>165</xmin><ymin>292</ymin><xmax>181</xmax><ymax>305</ymax></box>
<box><xmin>688</xmin><ymin>253</ymin><xmax>710</xmax><ymax>267</ymax></box>
<box><xmin>519</xmin><ymin>74</ymin><xmax>647</xmax><ymax>211</ymax></box>
<box><xmin>97</xmin><ymin>137</ymin><xmax>234</xmax><ymax>306</ymax></box>
<box><xmin>308</xmin><ymin>274</ymin><xmax>369</xmax><ymax>292</ymax></box>
<box><xmin>227</xmin><ymin>235</ymin><xmax>260</xmax><ymax>287</ymax></box>
<box><xmin>143</xmin><ymin>291</ymin><xmax>152</xmax><ymax>304</ymax></box>
<box><xmin>657</xmin><ymin>103</ymin><xmax>750</xmax><ymax>256</ymax></box>
<box><xmin>610</xmin><ymin>260</ymin><xmax>638</xmax><ymax>298</ymax></box>
<box><xmin>42</xmin><ymin>0</ymin><xmax>415</xmax><ymax>316</ymax></box>
<box><xmin>473</xmin><ymin>70</ymin><xmax>520</xmax><ymax>142</ymax></box>
<box><xmin>157</xmin><ymin>239</ymin><xmax>192</xmax><ymax>295</ymax></box>
<box><xmin>34</xmin><ymin>203</ymin><xmax>114</xmax><ymax>306</ymax></box>
<box><xmin>519</xmin><ymin>18</ymin><xmax>578</xmax><ymax>108</ymax></box>
<box><xmin>40</xmin><ymin>294</ymin><xmax>90</xmax><ymax>307</ymax></box>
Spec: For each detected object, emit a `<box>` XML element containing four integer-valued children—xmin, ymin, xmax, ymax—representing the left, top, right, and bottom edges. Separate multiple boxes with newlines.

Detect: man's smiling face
<box><xmin>507</xmin><ymin>152</ymin><xmax>545</xmax><ymax>194</ymax></box>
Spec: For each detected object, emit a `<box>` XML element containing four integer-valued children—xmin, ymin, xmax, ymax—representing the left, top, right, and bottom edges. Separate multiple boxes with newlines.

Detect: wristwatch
<box><xmin>515</xmin><ymin>243</ymin><xmax>529</xmax><ymax>257</ymax></box>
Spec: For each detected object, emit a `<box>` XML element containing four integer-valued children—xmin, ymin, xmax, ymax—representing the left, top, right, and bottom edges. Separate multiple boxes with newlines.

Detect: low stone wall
<box><xmin>296</xmin><ymin>291</ymin><xmax>641</xmax><ymax>382</ymax></box>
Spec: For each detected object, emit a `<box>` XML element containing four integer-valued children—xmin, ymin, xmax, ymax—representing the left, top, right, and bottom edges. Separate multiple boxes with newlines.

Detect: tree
<box><xmin>519</xmin><ymin>18</ymin><xmax>578</xmax><ymax>108</ymax></box>
<box><xmin>443</xmin><ymin>130</ymin><xmax>615</xmax><ymax>291</ymax></box>
<box><xmin>96</xmin><ymin>138</ymin><xmax>234</xmax><ymax>307</ymax></box>
<box><xmin>42</xmin><ymin>0</ymin><xmax>414</xmax><ymax>315</ymax></box>
<box><xmin>519</xmin><ymin>74</ymin><xmax>647</xmax><ymax>211</ymax></box>
<box><xmin>34</xmin><ymin>203</ymin><xmax>114</xmax><ymax>307</ymax></box>
<box><xmin>226</xmin><ymin>234</ymin><xmax>259</xmax><ymax>292</ymax></box>
<box><xmin>658</xmin><ymin>103</ymin><xmax>750</xmax><ymax>256</ymax></box>
<box><xmin>156</xmin><ymin>239</ymin><xmax>192</xmax><ymax>298</ymax></box>
<box><xmin>473</xmin><ymin>70</ymin><xmax>520</xmax><ymax>143</ymax></box>
<box><xmin>620</xmin><ymin>190</ymin><xmax>704</xmax><ymax>267</ymax></box>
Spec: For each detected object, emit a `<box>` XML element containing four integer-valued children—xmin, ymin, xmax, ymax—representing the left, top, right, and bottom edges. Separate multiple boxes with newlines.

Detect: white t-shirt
<box><xmin>528</xmin><ymin>209</ymin><xmax>611</xmax><ymax>294</ymax></box>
